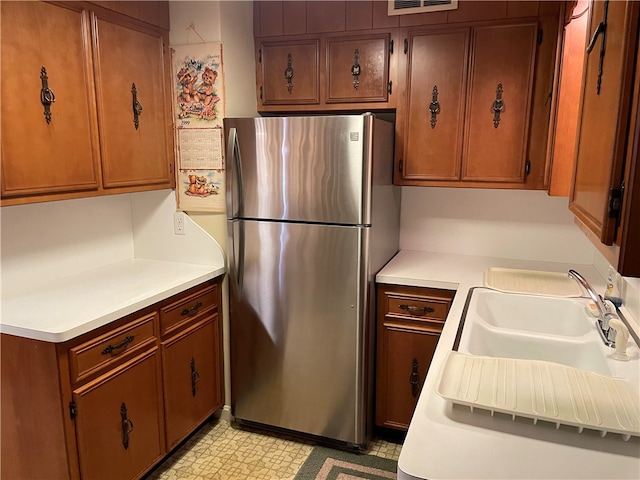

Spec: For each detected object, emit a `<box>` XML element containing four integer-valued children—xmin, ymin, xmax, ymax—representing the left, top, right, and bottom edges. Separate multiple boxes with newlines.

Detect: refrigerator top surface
<box><xmin>225</xmin><ymin>115</ymin><xmax>382</xmax><ymax>225</ymax></box>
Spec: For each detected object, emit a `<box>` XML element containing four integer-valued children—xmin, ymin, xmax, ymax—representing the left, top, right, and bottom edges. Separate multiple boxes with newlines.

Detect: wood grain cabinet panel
<box><xmin>0</xmin><ymin>1</ymin><xmax>100</xmax><ymax>199</ymax></box>
<box><xmin>400</xmin><ymin>28</ymin><xmax>469</xmax><ymax>181</ymax></box>
<box><xmin>462</xmin><ymin>23</ymin><xmax>537</xmax><ymax>183</ymax></box>
<box><xmin>92</xmin><ymin>13</ymin><xmax>173</xmax><ymax>189</ymax></box>
<box><xmin>162</xmin><ymin>318</ymin><xmax>222</xmax><ymax>450</ymax></box>
<box><xmin>73</xmin><ymin>349</ymin><xmax>164</xmax><ymax>480</ymax></box>
<box><xmin>326</xmin><ymin>34</ymin><xmax>391</xmax><ymax>104</ymax></box>
<box><xmin>569</xmin><ymin>0</ymin><xmax>640</xmax><ymax>276</ymax></box>
<box><xmin>259</xmin><ymin>39</ymin><xmax>320</xmax><ymax>105</ymax></box>
<box><xmin>375</xmin><ymin>284</ymin><xmax>454</xmax><ymax>431</ymax></box>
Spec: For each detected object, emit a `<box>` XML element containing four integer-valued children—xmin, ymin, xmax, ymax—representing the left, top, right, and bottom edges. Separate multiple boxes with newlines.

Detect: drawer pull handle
<box><xmin>102</xmin><ymin>335</ymin><xmax>134</xmax><ymax>355</ymax></box>
<box><xmin>191</xmin><ymin>357</ymin><xmax>200</xmax><ymax>397</ymax></box>
<box><xmin>410</xmin><ymin>358</ymin><xmax>420</xmax><ymax>397</ymax></box>
<box><xmin>181</xmin><ymin>301</ymin><xmax>203</xmax><ymax>316</ymax></box>
<box><xmin>120</xmin><ymin>402</ymin><xmax>134</xmax><ymax>450</ymax></box>
<box><xmin>399</xmin><ymin>304</ymin><xmax>435</xmax><ymax>315</ymax></box>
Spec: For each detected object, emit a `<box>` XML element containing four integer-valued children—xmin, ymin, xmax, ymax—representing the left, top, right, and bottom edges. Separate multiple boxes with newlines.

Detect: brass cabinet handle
<box><xmin>351</xmin><ymin>48</ymin><xmax>361</xmax><ymax>90</ymax></box>
<box><xmin>409</xmin><ymin>358</ymin><xmax>420</xmax><ymax>397</ymax></box>
<box><xmin>399</xmin><ymin>304</ymin><xmax>435</xmax><ymax>315</ymax></box>
<box><xmin>120</xmin><ymin>403</ymin><xmax>134</xmax><ymax>450</ymax></box>
<box><xmin>284</xmin><ymin>53</ymin><xmax>294</xmax><ymax>93</ymax></box>
<box><xmin>191</xmin><ymin>357</ymin><xmax>200</xmax><ymax>397</ymax></box>
<box><xmin>101</xmin><ymin>335</ymin><xmax>134</xmax><ymax>355</ymax></box>
<box><xmin>492</xmin><ymin>83</ymin><xmax>505</xmax><ymax>128</ymax></box>
<box><xmin>40</xmin><ymin>66</ymin><xmax>56</xmax><ymax>124</ymax></box>
<box><xmin>429</xmin><ymin>85</ymin><xmax>440</xmax><ymax>129</ymax></box>
<box><xmin>181</xmin><ymin>301</ymin><xmax>203</xmax><ymax>316</ymax></box>
<box><xmin>131</xmin><ymin>83</ymin><xmax>143</xmax><ymax>129</ymax></box>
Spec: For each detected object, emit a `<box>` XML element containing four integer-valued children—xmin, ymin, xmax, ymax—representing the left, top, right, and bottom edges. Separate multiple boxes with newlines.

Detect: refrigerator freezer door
<box><xmin>225</xmin><ymin>115</ymin><xmax>373</xmax><ymax>225</ymax></box>
<box><xmin>229</xmin><ymin>219</ymin><xmax>368</xmax><ymax>445</ymax></box>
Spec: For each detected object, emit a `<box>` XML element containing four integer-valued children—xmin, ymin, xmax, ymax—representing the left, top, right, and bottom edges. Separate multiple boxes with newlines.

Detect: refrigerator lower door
<box><xmin>229</xmin><ymin>220</ymin><xmax>369</xmax><ymax>446</ymax></box>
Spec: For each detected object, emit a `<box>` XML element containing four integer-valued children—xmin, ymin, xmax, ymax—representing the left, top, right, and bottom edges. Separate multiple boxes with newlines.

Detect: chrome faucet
<box><xmin>568</xmin><ymin>269</ymin><xmax>616</xmax><ymax>346</ymax></box>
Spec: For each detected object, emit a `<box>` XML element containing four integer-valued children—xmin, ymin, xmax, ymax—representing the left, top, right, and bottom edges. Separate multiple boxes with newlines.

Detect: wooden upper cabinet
<box><xmin>1</xmin><ymin>2</ymin><xmax>100</xmax><ymax>199</ymax></box>
<box><xmin>570</xmin><ymin>0</ymin><xmax>639</xmax><ymax>246</ymax></box>
<box><xmin>325</xmin><ymin>34</ymin><xmax>391</xmax><ymax>103</ymax></box>
<box><xmin>399</xmin><ymin>28</ymin><xmax>469</xmax><ymax>181</ymax></box>
<box><xmin>259</xmin><ymin>39</ymin><xmax>320</xmax><ymax>105</ymax></box>
<box><xmin>462</xmin><ymin>23</ymin><xmax>537</xmax><ymax>182</ymax></box>
<box><xmin>397</xmin><ymin>22</ymin><xmax>538</xmax><ymax>186</ymax></box>
<box><xmin>92</xmin><ymin>13</ymin><xmax>174</xmax><ymax>189</ymax></box>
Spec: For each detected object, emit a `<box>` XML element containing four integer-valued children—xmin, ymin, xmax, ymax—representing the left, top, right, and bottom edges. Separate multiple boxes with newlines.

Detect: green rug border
<box><xmin>294</xmin><ymin>445</ymin><xmax>398</xmax><ymax>480</ymax></box>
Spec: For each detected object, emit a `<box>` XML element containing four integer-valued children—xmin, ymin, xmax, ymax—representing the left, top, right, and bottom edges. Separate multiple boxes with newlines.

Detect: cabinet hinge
<box><xmin>388</xmin><ymin>81</ymin><xmax>393</xmax><ymax>95</ymax></box>
<box><xmin>258</xmin><ymin>49</ymin><xmax>262</xmax><ymax>63</ymax></box>
<box><xmin>404</xmin><ymin>38</ymin><xmax>408</xmax><ymax>54</ymax></box>
<box><xmin>537</xmin><ymin>28</ymin><xmax>543</xmax><ymax>45</ymax></box>
<box><xmin>389</xmin><ymin>39</ymin><xmax>394</xmax><ymax>55</ymax></box>
<box><xmin>399</xmin><ymin>159</ymin><xmax>403</xmax><ymax>173</ymax></box>
<box><xmin>69</xmin><ymin>401</ymin><xmax>77</xmax><ymax>420</ymax></box>
<box><xmin>608</xmin><ymin>183</ymin><xmax>624</xmax><ymax>221</ymax></box>
<box><xmin>525</xmin><ymin>159</ymin><xmax>531</xmax><ymax>176</ymax></box>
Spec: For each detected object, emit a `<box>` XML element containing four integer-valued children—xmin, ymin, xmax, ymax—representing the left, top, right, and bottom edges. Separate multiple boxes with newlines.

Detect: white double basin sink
<box><xmin>456</xmin><ymin>288</ymin><xmax>640</xmax><ymax>383</ymax></box>
<box><xmin>441</xmin><ymin>287</ymin><xmax>640</xmax><ymax>439</ymax></box>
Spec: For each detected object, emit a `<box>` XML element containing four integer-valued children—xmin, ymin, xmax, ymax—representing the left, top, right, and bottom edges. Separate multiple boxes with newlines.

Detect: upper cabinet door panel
<box><xmin>260</xmin><ymin>40</ymin><xmax>320</xmax><ymax>105</ymax></box>
<box><xmin>1</xmin><ymin>2</ymin><xmax>99</xmax><ymax>198</ymax></box>
<box><xmin>570</xmin><ymin>0</ymin><xmax>639</xmax><ymax>245</ymax></box>
<box><xmin>402</xmin><ymin>29</ymin><xmax>469</xmax><ymax>180</ymax></box>
<box><xmin>462</xmin><ymin>23</ymin><xmax>537</xmax><ymax>183</ymax></box>
<box><xmin>92</xmin><ymin>14</ymin><xmax>172</xmax><ymax>188</ymax></box>
<box><xmin>325</xmin><ymin>34</ymin><xmax>390</xmax><ymax>103</ymax></box>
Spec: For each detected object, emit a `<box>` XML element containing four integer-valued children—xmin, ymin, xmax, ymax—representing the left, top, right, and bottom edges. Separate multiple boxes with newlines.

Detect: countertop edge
<box><xmin>1</xmin><ymin>260</ymin><xmax>226</xmax><ymax>343</ymax></box>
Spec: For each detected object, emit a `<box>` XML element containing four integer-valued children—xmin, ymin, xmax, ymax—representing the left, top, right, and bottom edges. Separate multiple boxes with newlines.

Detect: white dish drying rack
<box><xmin>437</xmin><ymin>352</ymin><xmax>640</xmax><ymax>441</ymax></box>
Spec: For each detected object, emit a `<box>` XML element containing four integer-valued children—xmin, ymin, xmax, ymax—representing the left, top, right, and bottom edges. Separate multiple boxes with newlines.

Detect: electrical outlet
<box><xmin>174</xmin><ymin>211</ymin><xmax>186</xmax><ymax>235</ymax></box>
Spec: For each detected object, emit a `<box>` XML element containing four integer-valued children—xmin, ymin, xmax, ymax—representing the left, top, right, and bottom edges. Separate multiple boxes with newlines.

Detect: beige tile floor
<box><xmin>146</xmin><ymin>418</ymin><xmax>403</xmax><ymax>480</ymax></box>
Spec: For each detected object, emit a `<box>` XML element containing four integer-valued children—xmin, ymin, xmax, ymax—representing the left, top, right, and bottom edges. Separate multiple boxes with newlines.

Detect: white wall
<box><xmin>169</xmin><ymin>0</ymin><xmax>257</xmax><ymax>418</ymax></box>
<box><xmin>400</xmin><ymin>187</ymin><xmax>596</xmax><ymax>264</ymax></box>
<box><xmin>1</xmin><ymin>194</ymin><xmax>135</xmax><ymax>296</ymax></box>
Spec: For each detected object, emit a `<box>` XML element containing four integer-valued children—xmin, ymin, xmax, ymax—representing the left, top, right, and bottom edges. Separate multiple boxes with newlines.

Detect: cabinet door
<box><xmin>400</xmin><ymin>29</ymin><xmax>469</xmax><ymax>181</ymax></box>
<box><xmin>462</xmin><ymin>23</ymin><xmax>537</xmax><ymax>183</ymax></box>
<box><xmin>375</xmin><ymin>323</ymin><xmax>442</xmax><ymax>430</ymax></box>
<box><xmin>92</xmin><ymin>13</ymin><xmax>174</xmax><ymax>189</ymax></box>
<box><xmin>570</xmin><ymin>0</ymin><xmax>639</xmax><ymax>246</ymax></box>
<box><xmin>162</xmin><ymin>318</ymin><xmax>222</xmax><ymax>449</ymax></box>
<box><xmin>73</xmin><ymin>349</ymin><xmax>164</xmax><ymax>480</ymax></box>
<box><xmin>259</xmin><ymin>39</ymin><xmax>320</xmax><ymax>105</ymax></box>
<box><xmin>0</xmin><ymin>2</ymin><xmax>100</xmax><ymax>199</ymax></box>
<box><xmin>325</xmin><ymin>34</ymin><xmax>390</xmax><ymax>104</ymax></box>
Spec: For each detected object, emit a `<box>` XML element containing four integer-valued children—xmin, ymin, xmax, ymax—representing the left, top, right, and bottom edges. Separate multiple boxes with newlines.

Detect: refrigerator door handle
<box><xmin>226</xmin><ymin>127</ymin><xmax>244</xmax><ymax>219</ymax></box>
<box><xmin>227</xmin><ymin>220</ymin><xmax>245</xmax><ymax>298</ymax></box>
<box><xmin>227</xmin><ymin>127</ymin><xmax>245</xmax><ymax>296</ymax></box>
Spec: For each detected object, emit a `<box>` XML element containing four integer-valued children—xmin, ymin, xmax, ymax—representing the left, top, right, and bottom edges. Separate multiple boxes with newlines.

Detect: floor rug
<box><xmin>294</xmin><ymin>446</ymin><xmax>397</xmax><ymax>480</ymax></box>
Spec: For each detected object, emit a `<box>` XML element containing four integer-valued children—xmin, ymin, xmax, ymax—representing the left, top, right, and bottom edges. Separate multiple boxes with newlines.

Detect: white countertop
<box><xmin>377</xmin><ymin>250</ymin><xmax>640</xmax><ymax>480</ymax></box>
<box><xmin>0</xmin><ymin>259</ymin><xmax>225</xmax><ymax>343</ymax></box>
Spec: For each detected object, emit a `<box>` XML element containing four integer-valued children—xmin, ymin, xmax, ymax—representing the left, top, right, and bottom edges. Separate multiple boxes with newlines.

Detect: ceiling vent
<box><xmin>388</xmin><ymin>0</ymin><xmax>458</xmax><ymax>16</ymax></box>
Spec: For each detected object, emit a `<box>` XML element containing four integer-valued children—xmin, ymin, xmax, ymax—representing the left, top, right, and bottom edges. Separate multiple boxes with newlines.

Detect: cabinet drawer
<box><xmin>387</xmin><ymin>294</ymin><xmax>450</xmax><ymax>321</ymax></box>
<box><xmin>70</xmin><ymin>312</ymin><xmax>157</xmax><ymax>384</ymax></box>
<box><xmin>160</xmin><ymin>284</ymin><xmax>217</xmax><ymax>336</ymax></box>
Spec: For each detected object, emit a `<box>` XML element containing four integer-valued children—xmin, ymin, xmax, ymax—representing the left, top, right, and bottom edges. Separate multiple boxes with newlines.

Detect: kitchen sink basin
<box><xmin>455</xmin><ymin>287</ymin><xmax>640</xmax><ymax>384</ymax></box>
<box><xmin>470</xmin><ymin>288</ymin><xmax>593</xmax><ymax>336</ymax></box>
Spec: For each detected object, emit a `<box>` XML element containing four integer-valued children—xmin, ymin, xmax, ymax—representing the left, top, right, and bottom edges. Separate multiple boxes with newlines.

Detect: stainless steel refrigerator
<box><xmin>224</xmin><ymin>113</ymin><xmax>400</xmax><ymax>449</ymax></box>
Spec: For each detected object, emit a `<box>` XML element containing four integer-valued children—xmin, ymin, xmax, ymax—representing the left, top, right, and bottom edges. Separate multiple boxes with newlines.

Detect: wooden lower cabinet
<box><xmin>73</xmin><ymin>349</ymin><xmax>164</xmax><ymax>480</ymax></box>
<box><xmin>0</xmin><ymin>278</ymin><xmax>223</xmax><ymax>480</ymax></box>
<box><xmin>162</xmin><ymin>318</ymin><xmax>222</xmax><ymax>450</ymax></box>
<box><xmin>375</xmin><ymin>284</ymin><xmax>454</xmax><ymax>431</ymax></box>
